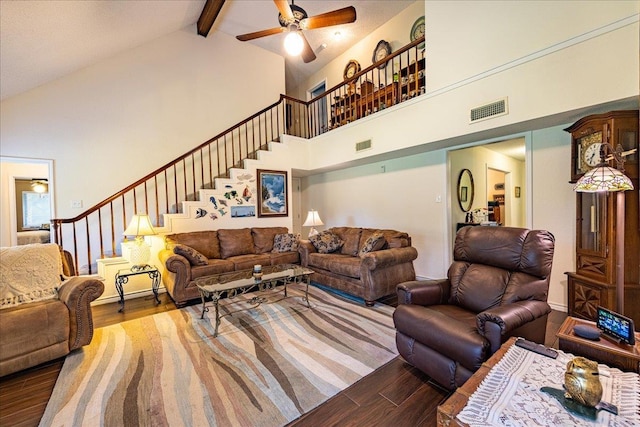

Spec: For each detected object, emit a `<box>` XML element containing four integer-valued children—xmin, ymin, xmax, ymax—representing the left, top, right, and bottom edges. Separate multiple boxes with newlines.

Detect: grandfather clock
<box><xmin>565</xmin><ymin>110</ymin><xmax>639</xmax><ymax>327</ymax></box>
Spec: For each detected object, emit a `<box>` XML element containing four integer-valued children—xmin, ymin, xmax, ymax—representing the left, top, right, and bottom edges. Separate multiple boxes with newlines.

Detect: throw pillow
<box><xmin>309</xmin><ymin>231</ymin><xmax>344</xmax><ymax>254</ymax></box>
<box><xmin>358</xmin><ymin>232</ymin><xmax>387</xmax><ymax>257</ymax></box>
<box><xmin>272</xmin><ymin>233</ymin><xmax>300</xmax><ymax>253</ymax></box>
<box><xmin>173</xmin><ymin>244</ymin><xmax>208</xmax><ymax>266</ymax></box>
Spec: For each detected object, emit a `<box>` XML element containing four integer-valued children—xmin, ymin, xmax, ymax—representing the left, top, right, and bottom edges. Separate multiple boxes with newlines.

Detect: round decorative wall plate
<box><xmin>372</xmin><ymin>40</ymin><xmax>392</xmax><ymax>69</ymax></box>
<box><xmin>343</xmin><ymin>59</ymin><xmax>361</xmax><ymax>80</ymax></box>
<box><xmin>410</xmin><ymin>16</ymin><xmax>425</xmax><ymax>49</ymax></box>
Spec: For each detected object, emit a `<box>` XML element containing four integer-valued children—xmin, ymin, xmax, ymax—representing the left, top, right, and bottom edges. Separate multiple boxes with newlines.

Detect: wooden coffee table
<box><xmin>437</xmin><ymin>337</ymin><xmax>517</xmax><ymax>427</ymax></box>
<box><xmin>193</xmin><ymin>264</ymin><xmax>313</xmax><ymax>337</ymax></box>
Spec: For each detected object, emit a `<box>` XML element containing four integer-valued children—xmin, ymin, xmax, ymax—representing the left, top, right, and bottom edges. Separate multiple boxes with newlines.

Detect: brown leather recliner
<box><xmin>393</xmin><ymin>226</ymin><xmax>555</xmax><ymax>390</ymax></box>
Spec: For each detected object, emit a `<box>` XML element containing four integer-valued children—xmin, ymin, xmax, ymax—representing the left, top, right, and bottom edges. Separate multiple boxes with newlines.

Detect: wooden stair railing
<box><xmin>52</xmin><ymin>95</ymin><xmax>308</xmax><ymax>273</ymax></box>
<box><xmin>51</xmin><ymin>37</ymin><xmax>424</xmax><ymax>274</ymax></box>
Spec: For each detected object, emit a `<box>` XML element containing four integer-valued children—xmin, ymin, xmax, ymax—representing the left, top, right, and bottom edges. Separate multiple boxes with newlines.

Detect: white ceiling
<box><xmin>0</xmin><ymin>0</ymin><xmax>415</xmax><ymax>101</ymax></box>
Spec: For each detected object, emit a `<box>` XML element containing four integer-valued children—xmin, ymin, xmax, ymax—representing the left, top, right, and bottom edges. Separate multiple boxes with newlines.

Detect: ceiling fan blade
<box><xmin>236</xmin><ymin>27</ymin><xmax>286</xmax><ymax>41</ymax></box>
<box><xmin>273</xmin><ymin>0</ymin><xmax>294</xmax><ymax>21</ymax></box>
<box><xmin>302</xmin><ymin>6</ymin><xmax>356</xmax><ymax>30</ymax></box>
<box><xmin>300</xmin><ymin>32</ymin><xmax>316</xmax><ymax>63</ymax></box>
<box><xmin>197</xmin><ymin>0</ymin><xmax>226</xmax><ymax>37</ymax></box>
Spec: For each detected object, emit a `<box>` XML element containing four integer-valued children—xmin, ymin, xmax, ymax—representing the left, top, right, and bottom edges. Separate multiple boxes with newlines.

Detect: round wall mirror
<box><xmin>457</xmin><ymin>169</ymin><xmax>474</xmax><ymax>212</ymax></box>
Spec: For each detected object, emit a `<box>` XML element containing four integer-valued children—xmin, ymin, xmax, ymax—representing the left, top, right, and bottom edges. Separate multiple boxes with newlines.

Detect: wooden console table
<box><xmin>437</xmin><ymin>337</ymin><xmax>517</xmax><ymax>427</ymax></box>
<box><xmin>557</xmin><ymin>316</ymin><xmax>640</xmax><ymax>373</ymax></box>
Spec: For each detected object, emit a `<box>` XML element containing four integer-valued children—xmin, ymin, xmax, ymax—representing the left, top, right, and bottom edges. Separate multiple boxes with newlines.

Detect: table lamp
<box><xmin>574</xmin><ymin>143</ymin><xmax>636</xmax><ymax>314</ymax></box>
<box><xmin>123</xmin><ymin>214</ymin><xmax>157</xmax><ymax>270</ymax></box>
<box><xmin>302</xmin><ymin>210</ymin><xmax>324</xmax><ymax>237</ymax></box>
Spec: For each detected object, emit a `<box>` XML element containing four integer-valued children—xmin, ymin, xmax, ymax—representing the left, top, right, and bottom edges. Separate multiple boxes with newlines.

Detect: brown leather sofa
<box><xmin>393</xmin><ymin>226</ymin><xmax>555</xmax><ymax>390</ymax></box>
<box><xmin>0</xmin><ymin>245</ymin><xmax>104</xmax><ymax>377</ymax></box>
<box><xmin>159</xmin><ymin>227</ymin><xmax>300</xmax><ymax>306</ymax></box>
<box><xmin>298</xmin><ymin>227</ymin><xmax>418</xmax><ymax>306</ymax></box>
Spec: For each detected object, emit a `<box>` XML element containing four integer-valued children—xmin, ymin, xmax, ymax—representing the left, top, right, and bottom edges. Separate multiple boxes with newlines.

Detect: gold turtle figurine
<box><xmin>564</xmin><ymin>356</ymin><xmax>603</xmax><ymax>407</ymax></box>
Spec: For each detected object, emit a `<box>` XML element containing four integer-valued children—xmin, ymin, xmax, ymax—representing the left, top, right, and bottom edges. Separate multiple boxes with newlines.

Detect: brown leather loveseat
<box><xmin>393</xmin><ymin>226</ymin><xmax>555</xmax><ymax>390</ymax></box>
<box><xmin>159</xmin><ymin>227</ymin><xmax>300</xmax><ymax>306</ymax></box>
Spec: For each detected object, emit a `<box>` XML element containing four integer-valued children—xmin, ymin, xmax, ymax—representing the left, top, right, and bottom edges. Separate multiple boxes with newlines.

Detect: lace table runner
<box><xmin>456</xmin><ymin>343</ymin><xmax>640</xmax><ymax>426</ymax></box>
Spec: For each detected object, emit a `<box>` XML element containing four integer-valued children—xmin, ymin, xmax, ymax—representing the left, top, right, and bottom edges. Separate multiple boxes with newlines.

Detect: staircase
<box><xmin>52</xmin><ymin>95</ymin><xmax>309</xmax><ymax>274</ymax></box>
<box><xmin>51</xmin><ymin>37</ymin><xmax>425</xmax><ymax>274</ymax></box>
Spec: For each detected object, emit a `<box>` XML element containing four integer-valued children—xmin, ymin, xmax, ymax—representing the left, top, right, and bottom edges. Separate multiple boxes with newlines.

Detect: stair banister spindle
<box><xmin>110</xmin><ymin>202</ymin><xmax>116</xmax><ymax>258</ymax></box>
<box><xmin>97</xmin><ymin>209</ymin><xmax>104</xmax><ymax>259</ymax></box>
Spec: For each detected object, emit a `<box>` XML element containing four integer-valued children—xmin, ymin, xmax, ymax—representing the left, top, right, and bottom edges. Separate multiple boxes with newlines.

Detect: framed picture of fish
<box><xmin>257</xmin><ymin>169</ymin><xmax>288</xmax><ymax>218</ymax></box>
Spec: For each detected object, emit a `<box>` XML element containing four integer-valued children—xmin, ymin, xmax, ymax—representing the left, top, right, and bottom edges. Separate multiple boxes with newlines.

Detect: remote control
<box><xmin>515</xmin><ymin>338</ymin><xmax>558</xmax><ymax>359</ymax></box>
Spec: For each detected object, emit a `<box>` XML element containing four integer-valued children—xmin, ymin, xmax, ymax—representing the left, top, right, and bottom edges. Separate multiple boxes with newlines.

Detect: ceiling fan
<box><xmin>235</xmin><ymin>0</ymin><xmax>357</xmax><ymax>63</ymax></box>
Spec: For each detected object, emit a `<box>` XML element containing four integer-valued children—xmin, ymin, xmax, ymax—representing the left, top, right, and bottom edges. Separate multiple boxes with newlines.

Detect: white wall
<box><xmin>298</xmin><ymin>122</ymin><xmax>574</xmax><ymax>311</ymax></box>
<box><xmin>426</xmin><ymin>1</ymin><xmax>638</xmax><ymax>93</ymax></box>
<box><xmin>301</xmin><ymin>150</ymin><xmax>450</xmax><ymax>278</ymax></box>
<box><xmin>530</xmin><ymin>125</ymin><xmax>576</xmax><ymax>311</ymax></box>
<box><xmin>0</xmin><ymin>28</ymin><xmax>285</xmax><ymax>220</ymax></box>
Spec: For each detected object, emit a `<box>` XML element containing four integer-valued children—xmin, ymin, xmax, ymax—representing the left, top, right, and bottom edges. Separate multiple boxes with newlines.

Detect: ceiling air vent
<box><xmin>355</xmin><ymin>139</ymin><xmax>372</xmax><ymax>152</ymax></box>
<box><xmin>470</xmin><ymin>98</ymin><xmax>508</xmax><ymax>123</ymax></box>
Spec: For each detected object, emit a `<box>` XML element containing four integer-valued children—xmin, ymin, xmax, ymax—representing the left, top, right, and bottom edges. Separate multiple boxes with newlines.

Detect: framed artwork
<box><xmin>257</xmin><ymin>169</ymin><xmax>288</xmax><ymax>217</ymax></box>
<box><xmin>231</xmin><ymin>205</ymin><xmax>255</xmax><ymax>218</ymax></box>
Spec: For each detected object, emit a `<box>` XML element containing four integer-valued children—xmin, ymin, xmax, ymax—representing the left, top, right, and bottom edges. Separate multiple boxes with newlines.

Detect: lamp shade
<box><xmin>574</xmin><ymin>165</ymin><xmax>634</xmax><ymax>193</ymax></box>
<box><xmin>123</xmin><ymin>214</ymin><xmax>156</xmax><ymax>237</ymax></box>
<box><xmin>303</xmin><ymin>210</ymin><xmax>324</xmax><ymax>227</ymax></box>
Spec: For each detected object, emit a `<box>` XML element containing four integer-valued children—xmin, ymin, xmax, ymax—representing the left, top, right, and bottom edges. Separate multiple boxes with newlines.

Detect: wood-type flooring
<box><xmin>0</xmin><ymin>291</ymin><xmax>567</xmax><ymax>427</ymax></box>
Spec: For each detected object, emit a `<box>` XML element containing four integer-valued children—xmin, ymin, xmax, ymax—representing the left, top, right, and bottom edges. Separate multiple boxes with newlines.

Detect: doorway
<box><xmin>448</xmin><ymin>137</ymin><xmax>526</xmax><ymax>239</ymax></box>
<box><xmin>0</xmin><ymin>157</ymin><xmax>54</xmax><ymax>246</ymax></box>
<box><xmin>308</xmin><ymin>80</ymin><xmax>328</xmax><ymax>134</ymax></box>
<box><xmin>487</xmin><ymin>168</ymin><xmax>507</xmax><ymax>225</ymax></box>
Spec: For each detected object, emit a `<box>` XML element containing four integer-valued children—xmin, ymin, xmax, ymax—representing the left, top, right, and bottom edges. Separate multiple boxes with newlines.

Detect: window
<box><xmin>22</xmin><ymin>191</ymin><xmax>50</xmax><ymax>229</ymax></box>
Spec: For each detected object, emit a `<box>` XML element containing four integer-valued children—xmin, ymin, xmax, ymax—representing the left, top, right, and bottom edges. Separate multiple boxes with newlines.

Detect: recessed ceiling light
<box><xmin>334</xmin><ymin>31</ymin><xmax>342</xmax><ymax>40</ymax></box>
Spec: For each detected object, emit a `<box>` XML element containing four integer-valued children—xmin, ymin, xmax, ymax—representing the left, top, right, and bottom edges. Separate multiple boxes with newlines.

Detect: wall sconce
<box><xmin>302</xmin><ymin>210</ymin><xmax>324</xmax><ymax>237</ymax></box>
<box><xmin>123</xmin><ymin>214</ymin><xmax>157</xmax><ymax>270</ymax></box>
<box><xmin>574</xmin><ymin>143</ymin><xmax>636</xmax><ymax>314</ymax></box>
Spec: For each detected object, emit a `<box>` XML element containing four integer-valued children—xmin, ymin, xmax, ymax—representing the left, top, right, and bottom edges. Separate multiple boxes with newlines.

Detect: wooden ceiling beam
<box><xmin>197</xmin><ymin>0</ymin><xmax>226</xmax><ymax>38</ymax></box>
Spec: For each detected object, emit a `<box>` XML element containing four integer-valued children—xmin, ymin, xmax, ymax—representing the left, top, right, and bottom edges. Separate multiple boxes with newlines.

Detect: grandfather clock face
<box><xmin>577</xmin><ymin>131</ymin><xmax>603</xmax><ymax>174</ymax></box>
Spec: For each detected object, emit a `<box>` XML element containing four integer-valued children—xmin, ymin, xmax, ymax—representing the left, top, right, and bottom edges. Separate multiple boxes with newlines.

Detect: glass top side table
<box><xmin>114</xmin><ymin>264</ymin><xmax>161</xmax><ymax>312</ymax></box>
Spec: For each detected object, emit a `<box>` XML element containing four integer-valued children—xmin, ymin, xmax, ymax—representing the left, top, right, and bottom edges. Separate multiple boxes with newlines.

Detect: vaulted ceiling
<box><xmin>0</xmin><ymin>0</ymin><xmax>415</xmax><ymax>101</ymax></box>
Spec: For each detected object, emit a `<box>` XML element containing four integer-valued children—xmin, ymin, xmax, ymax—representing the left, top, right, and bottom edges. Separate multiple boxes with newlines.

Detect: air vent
<box><xmin>470</xmin><ymin>98</ymin><xmax>508</xmax><ymax>123</ymax></box>
<box><xmin>355</xmin><ymin>139</ymin><xmax>372</xmax><ymax>152</ymax></box>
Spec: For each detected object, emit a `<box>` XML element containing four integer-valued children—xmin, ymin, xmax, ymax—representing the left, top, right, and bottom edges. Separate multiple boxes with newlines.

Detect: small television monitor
<box><xmin>596</xmin><ymin>306</ymin><xmax>635</xmax><ymax>345</ymax></box>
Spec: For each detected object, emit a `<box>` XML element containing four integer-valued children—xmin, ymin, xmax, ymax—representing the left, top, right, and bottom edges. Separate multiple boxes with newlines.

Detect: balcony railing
<box><xmin>52</xmin><ymin>37</ymin><xmax>424</xmax><ymax>273</ymax></box>
<box><xmin>306</xmin><ymin>37</ymin><xmax>425</xmax><ymax>136</ymax></box>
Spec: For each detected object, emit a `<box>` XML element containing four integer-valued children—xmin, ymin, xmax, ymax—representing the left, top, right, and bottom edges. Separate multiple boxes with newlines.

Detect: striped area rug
<box><xmin>39</xmin><ymin>283</ymin><xmax>398</xmax><ymax>426</ymax></box>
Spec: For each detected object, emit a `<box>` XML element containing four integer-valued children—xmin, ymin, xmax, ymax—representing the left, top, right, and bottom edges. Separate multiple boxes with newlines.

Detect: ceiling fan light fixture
<box><xmin>284</xmin><ymin>30</ymin><xmax>304</xmax><ymax>56</ymax></box>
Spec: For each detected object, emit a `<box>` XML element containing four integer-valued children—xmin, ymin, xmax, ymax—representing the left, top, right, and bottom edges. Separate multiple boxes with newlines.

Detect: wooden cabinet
<box><xmin>331</xmin><ymin>93</ymin><xmax>360</xmax><ymax>126</ymax></box>
<box><xmin>358</xmin><ymin>82</ymin><xmax>397</xmax><ymax>118</ymax></box>
<box><xmin>329</xmin><ymin>58</ymin><xmax>426</xmax><ymax>127</ymax></box>
<box><xmin>565</xmin><ymin>110</ymin><xmax>639</xmax><ymax>327</ymax></box>
<box><xmin>398</xmin><ymin>58</ymin><xmax>425</xmax><ymax>101</ymax></box>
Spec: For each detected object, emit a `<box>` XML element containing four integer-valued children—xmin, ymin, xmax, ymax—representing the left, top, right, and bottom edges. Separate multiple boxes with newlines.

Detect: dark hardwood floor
<box><xmin>0</xmin><ymin>292</ymin><xmax>567</xmax><ymax>427</ymax></box>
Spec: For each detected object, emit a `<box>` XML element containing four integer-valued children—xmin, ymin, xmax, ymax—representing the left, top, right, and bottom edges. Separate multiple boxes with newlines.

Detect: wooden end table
<box><xmin>556</xmin><ymin>316</ymin><xmax>640</xmax><ymax>373</ymax></box>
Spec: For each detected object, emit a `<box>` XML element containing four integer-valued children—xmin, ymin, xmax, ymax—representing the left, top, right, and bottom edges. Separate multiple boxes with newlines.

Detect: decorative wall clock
<box><xmin>343</xmin><ymin>59</ymin><xmax>361</xmax><ymax>80</ymax></box>
<box><xmin>372</xmin><ymin>40</ymin><xmax>392</xmax><ymax>69</ymax></box>
<box><xmin>410</xmin><ymin>16</ymin><xmax>425</xmax><ymax>49</ymax></box>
